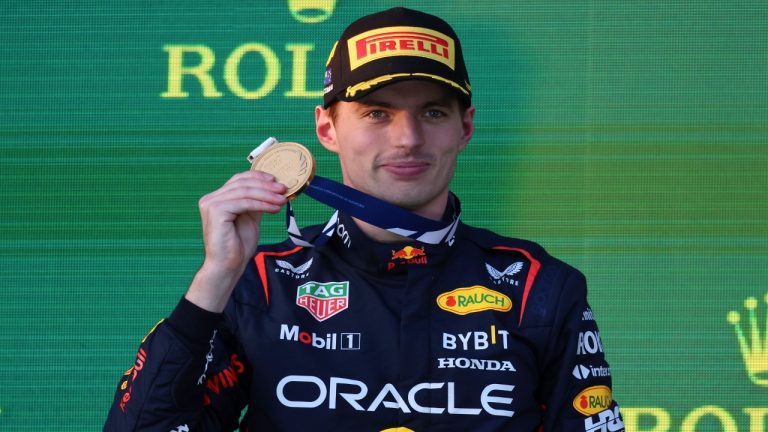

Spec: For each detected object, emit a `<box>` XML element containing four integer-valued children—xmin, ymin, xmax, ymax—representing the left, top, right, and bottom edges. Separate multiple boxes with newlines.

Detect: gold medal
<box><xmin>250</xmin><ymin>141</ymin><xmax>315</xmax><ymax>200</ymax></box>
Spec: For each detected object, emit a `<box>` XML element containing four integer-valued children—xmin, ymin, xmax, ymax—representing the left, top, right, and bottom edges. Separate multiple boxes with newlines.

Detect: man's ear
<box><xmin>315</xmin><ymin>105</ymin><xmax>339</xmax><ymax>154</ymax></box>
<box><xmin>458</xmin><ymin>106</ymin><xmax>475</xmax><ymax>152</ymax></box>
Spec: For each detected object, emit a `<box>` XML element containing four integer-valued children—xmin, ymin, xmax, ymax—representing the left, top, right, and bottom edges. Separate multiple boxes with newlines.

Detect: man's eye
<box><xmin>366</xmin><ymin>110</ymin><xmax>387</xmax><ymax>120</ymax></box>
<box><xmin>425</xmin><ymin>109</ymin><xmax>446</xmax><ymax>119</ymax></box>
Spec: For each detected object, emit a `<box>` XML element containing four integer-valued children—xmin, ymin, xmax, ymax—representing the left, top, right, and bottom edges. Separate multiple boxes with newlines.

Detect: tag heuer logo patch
<box><xmin>296</xmin><ymin>281</ymin><xmax>349</xmax><ymax>321</ymax></box>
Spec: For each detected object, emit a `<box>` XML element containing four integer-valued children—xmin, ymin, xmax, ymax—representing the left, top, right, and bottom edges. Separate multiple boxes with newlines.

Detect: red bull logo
<box><xmin>389</xmin><ymin>246</ymin><xmax>428</xmax><ymax>270</ymax></box>
<box><xmin>437</xmin><ymin>286</ymin><xmax>512</xmax><ymax>315</ymax></box>
<box><xmin>347</xmin><ymin>26</ymin><xmax>456</xmax><ymax>71</ymax></box>
<box><xmin>391</xmin><ymin>245</ymin><xmax>426</xmax><ymax>260</ymax></box>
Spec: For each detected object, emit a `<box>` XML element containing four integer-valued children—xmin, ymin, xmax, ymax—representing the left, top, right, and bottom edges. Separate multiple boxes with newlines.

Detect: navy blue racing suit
<box><xmin>105</xmin><ymin>208</ymin><xmax>624</xmax><ymax>431</ymax></box>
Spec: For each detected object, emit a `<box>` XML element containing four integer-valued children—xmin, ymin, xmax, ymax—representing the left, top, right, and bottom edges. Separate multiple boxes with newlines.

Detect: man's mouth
<box><xmin>380</xmin><ymin>160</ymin><xmax>431</xmax><ymax>177</ymax></box>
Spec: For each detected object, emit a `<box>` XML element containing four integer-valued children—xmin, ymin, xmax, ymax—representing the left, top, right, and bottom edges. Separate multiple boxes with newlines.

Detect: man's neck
<box><xmin>351</xmin><ymin>217</ymin><xmax>409</xmax><ymax>243</ymax></box>
<box><xmin>350</xmin><ymin>195</ymin><xmax>452</xmax><ymax>244</ymax></box>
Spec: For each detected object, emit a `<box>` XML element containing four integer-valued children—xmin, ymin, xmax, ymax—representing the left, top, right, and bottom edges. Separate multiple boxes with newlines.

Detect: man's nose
<box><xmin>391</xmin><ymin>113</ymin><xmax>424</xmax><ymax>150</ymax></box>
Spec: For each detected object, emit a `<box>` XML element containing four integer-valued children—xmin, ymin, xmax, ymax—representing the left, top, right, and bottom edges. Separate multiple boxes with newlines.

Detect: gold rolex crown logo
<box><xmin>288</xmin><ymin>0</ymin><xmax>336</xmax><ymax>23</ymax></box>
<box><xmin>727</xmin><ymin>292</ymin><xmax>768</xmax><ymax>386</ymax></box>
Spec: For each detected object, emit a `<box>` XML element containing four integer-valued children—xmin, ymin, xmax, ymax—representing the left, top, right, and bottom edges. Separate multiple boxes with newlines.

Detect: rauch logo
<box><xmin>437</xmin><ymin>286</ymin><xmax>512</xmax><ymax>315</ymax></box>
<box><xmin>573</xmin><ymin>385</ymin><xmax>613</xmax><ymax>416</ymax></box>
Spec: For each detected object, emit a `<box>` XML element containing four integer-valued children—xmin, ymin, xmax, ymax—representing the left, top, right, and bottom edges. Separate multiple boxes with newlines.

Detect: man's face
<box><xmin>315</xmin><ymin>80</ymin><xmax>475</xmax><ymax>219</ymax></box>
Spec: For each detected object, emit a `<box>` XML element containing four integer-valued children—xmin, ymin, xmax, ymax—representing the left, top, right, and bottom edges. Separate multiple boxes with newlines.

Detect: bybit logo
<box><xmin>727</xmin><ymin>291</ymin><xmax>768</xmax><ymax>386</ymax></box>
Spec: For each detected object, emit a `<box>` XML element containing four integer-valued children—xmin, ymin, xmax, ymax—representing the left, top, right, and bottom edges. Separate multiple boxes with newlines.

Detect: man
<box><xmin>106</xmin><ymin>7</ymin><xmax>623</xmax><ymax>431</ymax></box>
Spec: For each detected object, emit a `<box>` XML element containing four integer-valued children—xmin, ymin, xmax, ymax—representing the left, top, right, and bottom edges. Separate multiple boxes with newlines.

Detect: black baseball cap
<box><xmin>322</xmin><ymin>7</ymin><xmax>472</xmax><ymax>108</ymax></box>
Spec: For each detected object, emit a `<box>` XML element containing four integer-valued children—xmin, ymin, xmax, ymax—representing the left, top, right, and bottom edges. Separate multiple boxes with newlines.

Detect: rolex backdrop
<box><xmin>1</xmin><ymin>1</ymin><xmax>767</xmax><ymax>430</ymax></box>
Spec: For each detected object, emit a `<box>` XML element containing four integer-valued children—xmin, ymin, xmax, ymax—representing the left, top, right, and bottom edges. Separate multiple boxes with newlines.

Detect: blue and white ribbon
<box><xmin>248</xmin><ymin>138</ymin><xmax>460</xmax><ymax>247</ymax></box>
<box><xmin>286</xmin><ymin>176</ymin><xmax>460</xmax><ymax>247</ymax></box>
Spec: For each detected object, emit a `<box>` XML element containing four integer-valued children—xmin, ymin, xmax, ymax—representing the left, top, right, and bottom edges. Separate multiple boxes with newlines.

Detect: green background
<box><xmin>1</xmin><ymin>1</ymin><xmax>766</xmax><ymax>430</ymax></box>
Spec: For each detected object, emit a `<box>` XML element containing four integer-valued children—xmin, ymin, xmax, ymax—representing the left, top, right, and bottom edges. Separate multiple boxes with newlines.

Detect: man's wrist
<box><xmin>185</xmin><ymin>263</ymin><xmax>241</xmax><ymax>313</ymax></box>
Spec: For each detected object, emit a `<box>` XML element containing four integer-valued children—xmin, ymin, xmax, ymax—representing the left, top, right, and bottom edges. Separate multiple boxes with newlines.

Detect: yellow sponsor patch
<box><xmin>437</xmin><ymin>286</ymin><xmax>512</xmax><ymax>315</ymax></box>
<box><xmin>573</xmin><ymin>385</ymin><xmax>613</xmax><ymax>416</ymax></box>
<box><xmin>347</xmin><ymin>25</ymin><xmax>455</xmax><ymax>71</ymax></box>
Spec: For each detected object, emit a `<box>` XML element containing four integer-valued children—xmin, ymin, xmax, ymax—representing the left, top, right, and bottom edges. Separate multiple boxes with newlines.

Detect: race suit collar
<box><xmin>330</xmin><ymin>194</ymin><xmax>463</xmax><ymax>273</ymax></box>
<box><xmin>287</xmin><ymin>190</ymin><xmax>462</xmax><ymax>248</ymax></box>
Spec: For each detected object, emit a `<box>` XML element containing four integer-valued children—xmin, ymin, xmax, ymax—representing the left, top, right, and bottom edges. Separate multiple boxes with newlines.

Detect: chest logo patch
<box><xmin>573</xmin><ymin>385</ymin><xmax>613</xmax><ymax>416</ymax></box>
<box><xmin>437</xmin><ymin>286</ymin><xmax>512</xmax><ymax>315</ymax></box>
<box><xmin>485</xmin><ymin>261</ymin><xmax>523</xmax><ymax>286</ymax></box>
<box><xmin>276</xmin><ymin>258</ymin><xmax>313</xmax><ymax>278</ymax></box>
<box><xmin>296</xmin><ymin>281</ymin><xmax>349</xmax><ymax>321</ymax></box>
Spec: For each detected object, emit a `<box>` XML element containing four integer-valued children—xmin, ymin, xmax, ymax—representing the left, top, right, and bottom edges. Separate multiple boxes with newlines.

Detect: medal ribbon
<box><xmin>286</xmin><ymin>176</ymin><xmax>461</xmax><ymax>247</ymax></box>
<box><xmin>248</xmin><ymin>137</ymin><xmax>460</xmax><ymax>247</ymax></box>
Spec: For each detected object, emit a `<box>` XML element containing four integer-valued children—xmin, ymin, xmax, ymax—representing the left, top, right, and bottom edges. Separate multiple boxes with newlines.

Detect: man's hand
<box><xmin>185</xmin><ymin>171</ymin><xmax>287</xmax><ymax>312</ymax></box>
